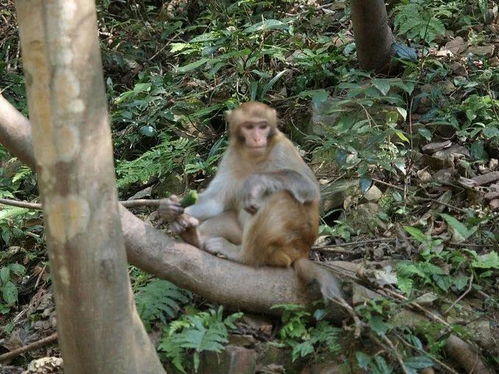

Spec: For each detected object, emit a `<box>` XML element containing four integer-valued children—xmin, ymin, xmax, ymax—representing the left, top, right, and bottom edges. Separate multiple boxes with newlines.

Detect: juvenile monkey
<box><xmin>160</xmin><ymin>102</ymin><xmax>343</xmax><ymax>301</ymax></box>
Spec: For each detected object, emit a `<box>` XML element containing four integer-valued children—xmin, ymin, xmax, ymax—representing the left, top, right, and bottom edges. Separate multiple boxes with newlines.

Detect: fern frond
<box><xmin>135</xmin><ymin>279</ymin><xmax>191</xmax><ymax>327</ymax></box>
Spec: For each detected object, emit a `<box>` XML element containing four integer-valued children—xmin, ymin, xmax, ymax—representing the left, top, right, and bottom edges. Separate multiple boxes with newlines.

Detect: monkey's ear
<box><xmin>224</xmin><ymin>109</ymin><xmax>233</xmax><ymax>120</ymax></box>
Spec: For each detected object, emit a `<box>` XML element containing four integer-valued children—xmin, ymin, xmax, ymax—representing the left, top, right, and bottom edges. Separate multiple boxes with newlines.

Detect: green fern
<box><xmin>116</xmin><ymin>136</ymin><xmax>197</xmax><ymax>189</ymax></box>
<box><xmin>135</xmin><ymin>279</ymin><xmax>191</xmax><ymax>329</ymax></box>
<box><xmin>394</xmin><ymin>1</ymin><xmax>445</xmax><ymax>44</ymax></box>
<box><xmin>158</xmin><ymin>307</ymin><xmax>243</xmax><ymax>373</ymax></box>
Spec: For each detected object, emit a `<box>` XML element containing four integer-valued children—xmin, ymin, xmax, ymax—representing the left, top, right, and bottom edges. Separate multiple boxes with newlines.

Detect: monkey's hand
<box><xmin>158</xmin><ymin>196</ymin><xmax>184</xmax><ymax>223</ymax></box>
<box><xmin>170</xmin><ymin>213</ymin><xmax>199</xmax><ymax>235</ymax></box>
<box><xmin>241</xmin><ymin>176</ymin><xmax>269</xmax><ymax>214</ymax></box>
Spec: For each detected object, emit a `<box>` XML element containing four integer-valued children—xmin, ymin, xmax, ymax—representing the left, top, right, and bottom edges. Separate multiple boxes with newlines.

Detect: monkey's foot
<box><xmin>171</xmin><ymin>213</ymin><xmax>199</xmax><ymax>235</ymax></box>
<box><xmin>202</xmin><ymin>237</ymin><xmax>240</xmax><ymax>261</ymax></box>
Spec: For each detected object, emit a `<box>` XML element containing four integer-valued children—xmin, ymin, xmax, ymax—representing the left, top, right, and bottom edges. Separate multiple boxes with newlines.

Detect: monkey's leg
<box><xmin>198</xmin><ymin>211</ymin><xmax>243</xmax><ymax>245</ymax></box>
<box><xmin>294</xmin><ymin>258</ymin><xmax>344</xmax><ymax>301</ymax></box>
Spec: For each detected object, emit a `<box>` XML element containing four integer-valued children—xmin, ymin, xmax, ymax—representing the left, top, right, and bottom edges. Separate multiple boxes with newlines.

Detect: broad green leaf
<box><xmin>472</xmin><ymin>251</ymin><xmax>499</xmax><ymax>269</ymax></box>
<box><xmin>189</xmin><ymin>31</ymin><xmax>220</xmax><ymax>43</ymax></box>
<box><xmin>396</xmin><ymin>276</ymin><xmax>414</xmax><ymax>294</ymax></box>
<box><xmin>177</xmin><ymin>58</ymin><xmax>210</xmax><ymax>73</ymax></box>
<box><xmin>356</xmin><ymin>352</ymin><xmax>372</xmax><ymax>369</ymax></box>
<box><xmin>394</xmin><ymin>159</ymin><xmax>407</xmax><ymax>174</ymax></box>
<box><xmin>170</xmin><ymin>43</ymin><xmax>190</xmax><ymax>52</ymax></box>
<box><xmin>0</xmin><ymin>207</ymin><xmax>29</xmax><ymax>222</ymax></box>
<box><xmin>359</xmin><ymin>176</ymin><xmax>373</xmax><ymax>193</ymax></box>
<box><xmin>404</xmin><ymin>355</ymin><xmax>433</xmax><ymax>370</ymax></box>
<box><xmin>418</xmin><ymin>128</ymin><xmax>432</xmax><ymax>141</ymax></box>
<box><xmin>395</xmin><ymin>130</ymin><xmax>409</xmax><ymax>143</ymax></box>
<box><xmin>482</xmin><ymin>126</ymin><xmax>499</xmax><ymax>138</ymax></box>
<box><xmin>372</xmin><ymin>79</ymin><xmax>391</xmax><ymax>96</ymax></box>
<box><xmin>0</xmin><ymin>268</ymin><xmax>10</xmax><ymax>284</ymax></box>
<box><xmin>396</xmin><ymin>107</ymin><xmax>408</xmax><ymax>120</ymax></box>
<box><xmin>2</xmin><ymin>281</ymin><xmax>18</xmax><ymax>305</ymax></box>
<box><xmin>244</xmin><ymin>19</ymin><xmax>288</xmax><ymax>33</ymax></box>
<box><xmin>9</xmin><ymin>264</ymin><xmax>25</xmax><ymax>277</ymax></box>
<box><xmin>404</xmin><ymin>226</ymin><xmax>427</xmax><ymax>243</ymax></box>
<box><xmin>440</xmin><ymin>214</ymin><xmax>476</xmax><ymax>241</ymax></box>
<box><xmin>369</xmin><ymin>315</ymin><xmax>390</xmax><ymax>336</ymax></box>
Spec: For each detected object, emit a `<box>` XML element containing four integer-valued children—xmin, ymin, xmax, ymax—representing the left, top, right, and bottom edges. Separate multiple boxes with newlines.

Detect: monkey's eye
<box><xmin>259</xmin><ymin>123</ymin><xmax>268</xmax><ymax>130</ymax></box>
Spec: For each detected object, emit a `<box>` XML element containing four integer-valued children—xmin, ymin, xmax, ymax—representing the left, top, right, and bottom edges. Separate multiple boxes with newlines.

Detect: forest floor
<box><xmin>0</xmin><ymin>1</ymin><xmax>498</xmax><ymax>373</ymax></box>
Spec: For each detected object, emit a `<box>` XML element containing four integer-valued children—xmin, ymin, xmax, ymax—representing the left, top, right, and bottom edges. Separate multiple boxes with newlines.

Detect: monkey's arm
<box><xmin>184</xmin><ymin>174</ymin><xmax>230</xmax><ymax>220</ymax></box>
<box><xmin>241</xmin><ymin>169</ymin><xmax>319</xmax><ymax>213</ymax></box>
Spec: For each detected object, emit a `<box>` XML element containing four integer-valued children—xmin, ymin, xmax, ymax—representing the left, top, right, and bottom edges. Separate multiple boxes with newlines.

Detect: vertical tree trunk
<box><xmin>350</xmin><ymin>0</ymin><xmax>395</xmax><ymax>73</ymax></box>
<box><xmin>14</xmin><ymin>1</ymin><xmax>165</xmax><ymax>373</ymax></box>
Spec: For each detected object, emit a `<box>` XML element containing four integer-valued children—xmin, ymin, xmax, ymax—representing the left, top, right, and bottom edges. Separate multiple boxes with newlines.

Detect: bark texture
<box><xmin>351</xmin><ymin>0</ymin><xmax>395</xmax><ymax>73</ymax></box>
<box><xmin>14</xmin><ymin>1</ymin><xmax>164</xmax><ymax>373</ymax></box>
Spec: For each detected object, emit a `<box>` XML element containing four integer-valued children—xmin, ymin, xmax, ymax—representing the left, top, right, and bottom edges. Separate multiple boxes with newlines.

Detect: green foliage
<box><xmin>312</xmin><ymin>73</ymin><xmax>415</xmax><ymax>178</ymax></box>
<box><xmin>158</xmin><ymin>307</ymin><xmax>242</xmax><ymax>373</ymax></box>
<box><xmin>438</xmin><ymin>94</ymin><xmax>499</xmax><ymax>143</ymax></box>
<box><xmin>273</xmin><ymin>304</ymin><xmax>342</xmax><ymax>362</ymax></box>
<box><xmin>0</xmin><ymin>263</ymin><xmax>26</xmax><ymax>313</ymax></box>
<box><xmin>135</xmin><ymin>279</ymin><xmax>192</xmax><ymax>330</ymax></box>
<box><xmin>116</xmin><ymin>135</ymin><xmax>221</xmax><ymax>190</ymax></box>
<box><xmin>394</xmin><ymin>1</ymin><xmax>446</xmax><ymax>44</ymax></box>
<box><xmin>356</xmin><ymin>352</ymin><xmax>394</xmax><ymax>374</ymax></box>
<box><xmin>0</xmin><ymin>206</ymin><xmax>42</xmax><ymax>247</ymax></box>
<box><xmin>398</xmin><ymin>225</ymin><xmax>498</xmax><ymax>294</ymax></box>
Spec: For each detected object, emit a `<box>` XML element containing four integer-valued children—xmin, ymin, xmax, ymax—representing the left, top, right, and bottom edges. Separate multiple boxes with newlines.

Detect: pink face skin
<box><xmin>240</xmin><ymin>121</ymin><xmax>271</xmax><ymax>156</ymax></box>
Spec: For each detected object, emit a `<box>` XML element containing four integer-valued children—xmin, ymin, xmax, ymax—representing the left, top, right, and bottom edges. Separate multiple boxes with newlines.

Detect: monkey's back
<box><xmin>241</xmin><ymin>191</ymin><xmax>319</xmax><ymax>267</ymax></box>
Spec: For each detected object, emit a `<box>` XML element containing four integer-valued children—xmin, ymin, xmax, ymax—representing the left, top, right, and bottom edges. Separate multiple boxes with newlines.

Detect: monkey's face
<box><xmin>239</xmin><ymin>121</ymin><xmax>272</xmax><ymax>156</ymax></box>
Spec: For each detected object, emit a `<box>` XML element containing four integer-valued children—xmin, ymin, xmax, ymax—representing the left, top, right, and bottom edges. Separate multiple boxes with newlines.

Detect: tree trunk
<box><xmin>14</xmin><ymin>1</ymin><xmax>164</xmax><ymax>373</ymax></box>
<box><xmin>350</xmin><ymin>0</ymin><xmax>395</xmax><ymax>73</ymax></box>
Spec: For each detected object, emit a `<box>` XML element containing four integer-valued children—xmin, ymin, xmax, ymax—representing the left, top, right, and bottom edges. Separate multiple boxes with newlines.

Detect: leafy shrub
<box><xmin>394</xmin><ymin>1</ymin><xmax>446</xmax><ymax>44</ymax></box>
<box><xmin>312</xmin><ymin>73</ymin><xmax>415</xmax><ymax>179</ymax></box>
<box><xmin>273</xmin><ymin>304</ymin><xmax>342</xmax><ymax>362</ymax></box>
<box><xmin>158</xmin><ymin>307</ymin><xmax>242</xmax><ymax>373</ymax></box>
<box><xmin>0</xmin><ymin>263</ymin><xmax>26</xmax><ymax>313</ymax></box>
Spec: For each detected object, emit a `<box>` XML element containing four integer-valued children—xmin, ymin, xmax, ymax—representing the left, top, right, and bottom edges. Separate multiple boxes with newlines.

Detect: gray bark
<box><xmin>14</xmin><ymin>1</ymin><xmax>165</xmax><ymax>373</ymax></box>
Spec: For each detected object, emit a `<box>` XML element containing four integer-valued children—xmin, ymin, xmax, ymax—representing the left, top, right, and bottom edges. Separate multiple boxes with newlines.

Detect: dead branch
<box><xmin>0</xmin><ymin>333</ymin><xmax>58</xmax><ymax>362</ymax></box>
<box><xmin>0</xmin><ymin>197</ymin><xmax>162</xmax><ymax>210</ymax></box>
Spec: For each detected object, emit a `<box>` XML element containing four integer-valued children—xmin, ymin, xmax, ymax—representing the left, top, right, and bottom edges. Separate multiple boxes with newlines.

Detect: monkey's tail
<box><xmin>293</xmin><ymin>258</ymin><xmax>345</xmax><ymax>302</ymax></box>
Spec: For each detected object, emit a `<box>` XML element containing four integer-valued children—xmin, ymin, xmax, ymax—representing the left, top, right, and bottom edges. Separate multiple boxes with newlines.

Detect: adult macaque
<box><xmin>160</xmin><ymin>102</ymin><xmax>343</xmax><ymax>301</ymax></box>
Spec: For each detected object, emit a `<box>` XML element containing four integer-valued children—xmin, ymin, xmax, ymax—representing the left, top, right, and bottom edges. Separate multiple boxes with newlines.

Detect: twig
<box><xmin>315</xmin><ymin>237</ymin><xmax>494</xmax><ymax>250</ymax></box>
<box><xmin>395</xmin><ymin>332</ymin><xmax>459</xmax><ymax>374</ymax></box>
<box><xmin>372</xmin><ymin>178</ymin><xmax>404</xmax><ymax>191</ymax></box>
<box><xmin>315</xmin><ymin>238</ymin><xmax>396</xmax><ymax>248</ymax></box>
<box><xmin>383</xmin><ymin>288</ymin><xmax>451</xmax><ymax>328</ymax></box>
<box><xmin>414</xmin><ymin>197</ymin><xmax>468</xmax><ymax>214</ymax></box>
<box><xmin>0</xmin><ymin>198</ymin><xmax>41</xmax><ymax>209</ymax></box>
<box><xmin>119</xmin><ymin>199</ymin><xmax>161</xmax><ymax>208</ymax></box>
<box><xmin>0</xmin><ymin>333</ymin><xmax>57</xmax><ymax>362</ymax></box>
<box><xmin>369</xmin><ymin>332</ymin><xmax>410</xmax><ymax>374</ymax></box>
<box><xmin>0</xmin><ymin>198</ymin><xmax>163</xmax><ymax>210</ymax></box>
<box><xmin>332</xmin><ymin>297</ymin><xmax>363</xmax><ymax>338</ymax></box>
<box><xmin>311</xmin><ymin>246</ymin><xmax>351</xmax><ymax>254</ymax></box>
<box><xmin>444</xmin><ymin>273</ymin><xmax>474</xmax><ymax>315</ymax></box>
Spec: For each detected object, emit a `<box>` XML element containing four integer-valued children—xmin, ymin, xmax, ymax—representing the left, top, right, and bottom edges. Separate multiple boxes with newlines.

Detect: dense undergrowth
<box><xmin>0</xmin><ymin>0</ymin><xmax>498</xmax><ymax>373</ymax></box>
